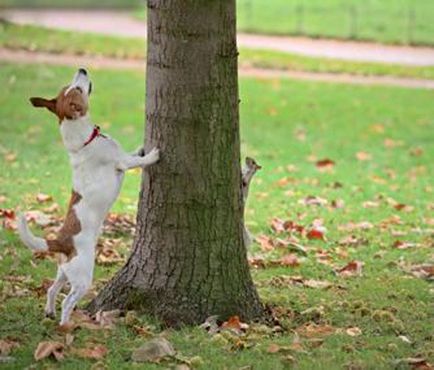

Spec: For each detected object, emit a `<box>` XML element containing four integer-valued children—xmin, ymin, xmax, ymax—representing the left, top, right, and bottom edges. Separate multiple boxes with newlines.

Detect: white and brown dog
<box><xmin>18</xmin><ymin>68</ymin><xmax>159</xmax><ymax>326</ymax></box>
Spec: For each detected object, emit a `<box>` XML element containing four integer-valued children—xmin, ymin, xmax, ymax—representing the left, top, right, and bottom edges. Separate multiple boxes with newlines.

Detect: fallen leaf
<box><xmin>330</xmin><ymin>199</ymin><xmax>345</xmax><ymax>209</ymax></box>
<box><xmin>0</xmin><ymin>339</ymin><xmax>20</xmax><ymax>356</ymax></box>
<box><xmin>336</xmin><ymin>261</ymin><xmax>364</xmax><ymax>277</ymax></box>
<box><xmin>316</xmin><ymin>158</ymin><xmax>335</xmax><ymax>168</ymax></box>
<box><xmin>306</xmin><ymin>228</ymin><xmax>325</xmax><ymax>241</ymax></box>
<box><xmin>303</xmin><ymin>279</ymin><xmax>333</xmax><ymax>290</ymax></box>
<box><xmin>409</xmin><ymin>147</ymin><xmax>424</xmax><ymax>157</ymax></box>
<box><xmin>131</xmin><ymin>338</ymin><xmax>175</xmax><ymax>363</ymax></box>
<box><xmin>34</xmin><ymin>341</ymin><xmax>64</xmax><ymax>361</ymax></box>
<box><xmin>296</xmin><ymin>323</ymin><xmax>335</xmax><ymax>338</ymax></box>
<box><xmin>356</xmin><ymin>151</ymin><xmax>372</xmax><ymax>161</ymax></box>
<box><xmin>26</xmin><ymin>210</ymin><xmax>52</xmax><ymax>227</ymax></box>
<box><xmin>4</xmin><ymin>152</ymin><xmax>17</xmax><ymax>162</ymax></box>
<box><xmin>36</xmin><ymin>193</ymin><xmax>53</xmax><ymax>203</ymax></box>
<box><xmin>392</xmin><ymin>241</ymin><xmax>420</xmax><ymax>250</ymax></box>
<box><xmin>299</xmin><ymin>196</ymin><xmax>328</xmax><ymax>207</ymax></box>
<box><xmin>267</xmin><ymin>343</ymin><xmax>280</xmax><ymax>353</ymax></box>
<box><xmin>278</xmin><ymin>254</ymin><xmax>300</xmax><ymax>267</ymax></box>
<box><xmin>345</xmin><ymin>327</ymin><xmax>362</xmax><ymax>337</ymax></box>
<box><xmin>95</xmin><ymin>309</ymin><xmax>121</xmax><ymax>328</ymax></box>
<box><xmin>256</xmin><ymin>235</ymin><xmax>274</xmax><ymax>252</ymax></box>
<box><xmin>221</xmin><ymin>316</ymin><xmax>249</xmax><ymax>332</ymax></box>
<box><xmin>394</xmin><ymin>203</ymin><xmax>414</xmax><ymax>212</ymax></box>
<box><xmin>73</xmin><ymin>345</ymin><xmax>107</xmax><ymax>360</ymax></box>
<box><xmin>271</xmin><ymin>218</ymin><xmax>286</xmax><ymax>234</ymax></box>
<box><xmin>362</xmin><ymin>201</ymin><xmax>380</xmax><ymax>208</ymax></box>
<box><xmin>409</xmin><ymin>264</ymin><xmax>434</xmax><ymax>281</ymax></box>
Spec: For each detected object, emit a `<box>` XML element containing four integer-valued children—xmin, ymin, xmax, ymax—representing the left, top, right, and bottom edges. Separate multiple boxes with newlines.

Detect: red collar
<box><xmin>83</xmin><ymin>125</ymin><xmax>103</xmax><ymax>147</ymax></box>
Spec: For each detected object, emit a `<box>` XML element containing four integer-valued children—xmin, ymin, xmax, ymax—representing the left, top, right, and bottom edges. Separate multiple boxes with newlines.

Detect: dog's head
<box><xmin>30</xmin><ymin>68</ymin><xmax>93</xmax><ymax>123</ymax></box>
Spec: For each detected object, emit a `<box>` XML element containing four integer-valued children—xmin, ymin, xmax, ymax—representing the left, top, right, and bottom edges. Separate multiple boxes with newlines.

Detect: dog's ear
<box><xmin>29</xmin><ymin>97</ymin><xmax>57</xmax><ymax>114</ymax></box>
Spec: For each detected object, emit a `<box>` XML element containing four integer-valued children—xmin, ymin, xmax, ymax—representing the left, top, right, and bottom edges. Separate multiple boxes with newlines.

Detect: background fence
<box><xmin>237</xmin><ymin>0</ymin><xmax>434</xmax><ymax>46</ymax></box>
<box><xmin>2</xmin><ymin>0</ymin><xmax>434</xmax><ymax>46</ymax></box>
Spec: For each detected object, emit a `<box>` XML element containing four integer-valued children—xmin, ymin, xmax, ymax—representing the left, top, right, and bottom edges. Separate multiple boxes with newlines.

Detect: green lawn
<box><xmin>5</xmin><ymin>0</ymin><xmax>434</xmax><ymax>45</ymax></box>
<box><xmin>138</xmin><ymin>0</ymin><xmax>434</xmax><ymax>46</ymax></box>
<box><xmin>0</xmin><ymin>63</ymin><xmax>433</xmax><ymax>369</ymax></box>
<box><xmin>2</xmin><ymin>22</ymin><xmax>434</xmax><ymax>81</ymax></box>
<box><xmin>236</xmin><ymin>0</ymin><xmax>434</xmax><ymax>46</ymax></box>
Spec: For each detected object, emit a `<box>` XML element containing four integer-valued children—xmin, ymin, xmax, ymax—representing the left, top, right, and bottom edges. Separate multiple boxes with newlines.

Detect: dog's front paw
<box><xmin>45</xmin><ymin>311</ymin><xmax>56</xmax><ymax>320</ymax></box>
<box><xmin>145</xmin><ymin>147</ymin><xmax>160</xmax><ymax>165</ymax></box>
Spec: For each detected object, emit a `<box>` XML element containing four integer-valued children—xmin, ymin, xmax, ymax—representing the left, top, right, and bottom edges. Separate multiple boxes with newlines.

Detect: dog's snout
<box><xmin>78</xmin><ymin>68</ymin><xmax>88</xmax><ymax>76</ymax></box>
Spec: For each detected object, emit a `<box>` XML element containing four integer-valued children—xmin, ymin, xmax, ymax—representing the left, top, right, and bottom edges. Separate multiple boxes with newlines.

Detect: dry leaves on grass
<box><xmin>296</xmin><ymin>323</ymin><xmax>335</xmax><ymax>338</ymax></box>
<box><xmin>336</xmin><ymin>260</ymin><xmax>364</xmax><ymax>277</ymax></box>
<box><xmin>408</xmin><ymin>264</ymin><xmax>434</xmax><ymax>281</ymax></box>
<box><xmin>0</xmin><ymin>339</ymin><xmax>20</xmax><ymax>356</ymax></box>
<box><xmin>315</xmin><ymin>158</ymin><xmax>335</xmax><ymax>172</ymax></box>
<box><xmin>131</xmin><ymin>337</ymin><xmax>175</xmax><ymax>363</ymax></box>
<box><xmin>36</xmin><ymin>193</ymin><xmax>53</xmax><ymax>203</ymax></box>
<box><xmin>356</xmin><ymin>151</ymin><xmax>372</xmax><ymax>161</ymax></box>
<box><xmin>0</xmin><ymin>208</ymin><xmax>16</xmax><ymax>230</ymax></box>
<box><xmin>72</xmin><ymin>345</ymin><xmax>108</xmax><ymax>360</ymax></box>
<box><xmin>34</xmin><ymin>341</ymin><xmax>64</xmax><ymax>361</ymax></box>
<box><xmin>267</xmin><ymin>275</ymin><xmax>333</xmax><ymax>290</ymax></box>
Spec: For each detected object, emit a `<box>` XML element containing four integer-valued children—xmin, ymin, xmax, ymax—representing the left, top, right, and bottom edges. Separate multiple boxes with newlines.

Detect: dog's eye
<box><xmin>76</xmin><ymin>87</ymin><xmax>83</xmax><ymax>93</ymax></box>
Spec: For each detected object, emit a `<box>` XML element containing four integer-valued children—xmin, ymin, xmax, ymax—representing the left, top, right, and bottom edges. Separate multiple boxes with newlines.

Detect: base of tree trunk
<box><xmin>87</xmin><ymin>262</ymin><xmax>266</xmax><ymax>327</ymax></box>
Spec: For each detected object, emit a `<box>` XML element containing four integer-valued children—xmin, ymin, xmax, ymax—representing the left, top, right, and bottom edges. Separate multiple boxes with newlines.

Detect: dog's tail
<box><xmin>17</xmin><ymin>213</ymin><xmax>48</xmax><ymax>251</ymax></box>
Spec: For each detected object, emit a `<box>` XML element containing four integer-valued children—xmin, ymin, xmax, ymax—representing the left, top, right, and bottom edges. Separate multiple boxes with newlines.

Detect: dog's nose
<box><xmin>78</xmin><ymin>68</ymin><xmax>88</xmax><ymax>76</ymax></box>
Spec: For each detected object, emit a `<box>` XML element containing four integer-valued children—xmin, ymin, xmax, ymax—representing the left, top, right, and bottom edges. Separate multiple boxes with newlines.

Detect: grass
<box><xmin>0</xmin><ymin>63</ymin><xmax>433</xmax><ymax>369</ymax></box>
<box><xmin>136</xmin><ymin>0</ymin><xmax>434</xmax><ymax>46</ymax></box>
<box><xmin>2</xmin><ymin>22</ymin><xmax>434</xmax><ymax>81</ymax></box>
<box><xmin>236</xmin><ymin>0</ymin><xmax>434</xmax><ymax>46</ymax></box>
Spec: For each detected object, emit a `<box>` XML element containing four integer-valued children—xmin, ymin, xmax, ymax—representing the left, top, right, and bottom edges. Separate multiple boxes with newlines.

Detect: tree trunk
<box><xmin>88</xmin><ymin>0</ymin><xmax>264</xmax><ymax>326</ymax></box>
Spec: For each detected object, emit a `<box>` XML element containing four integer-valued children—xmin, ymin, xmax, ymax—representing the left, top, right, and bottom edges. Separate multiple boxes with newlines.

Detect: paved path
<box><xmin>2</xmin><ymin>48</ymin><xmax>434</xmax><ymax>90</ymax></box>
<box><xmin>2</xmin><ymin>9</ymin><xmax>434</xmax><ymax>67</ymax></box>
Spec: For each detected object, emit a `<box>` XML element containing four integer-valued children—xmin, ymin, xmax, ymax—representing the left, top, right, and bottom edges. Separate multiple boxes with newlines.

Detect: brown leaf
<box><xmin>303</xmin><ymin>279</ymin><xmax>333</xmax><ymax>290</ymax></box>
<box><xmin>73</xmin><ymin>345</ymin><xmax>107</xmax><ymax>360</ymax></box>
<box><xmin>36</xmin><ymin>193</ymin><xmax>53</xmax><ymax>203</ymax></box>
<box><xmin>362</xmin><ymin>201</ymin><xmax>380</xmax><ymax>208</ymax></box>
<box><xmin>256</xmin><ymin>235</ymin><xmax>274</xmax><ymax>252</ymax></box>
<box><xmin>409</xmin><ymin>264</ymin><xmax>434</xmax><ymax>280</ymax></box>
<box><xmin>392</xmin><ymin>241</ymin><xmax>420</xmax><ymax>250</ymax></box>
<box><xmin>271</xmin><ymin>218</ymin><xmax>286</xmax><ymax>234</ymax></box>
<box><xmin>248</xmin><ymin>257</ymin><xmax>267</xmax><ymax>269</ymax></box>
<box><xmin>278</xmin><ymin>254</ymin><xmax>300</xmax><ymax>267</ymax></box>
<box><xmin>306</xmin><ymin>228</ymin><xmax>325</xmax><ymax>241</ymax></box>
<box><xmin>34</xmin><ymin>341</ymin><xmax>64</xmax><ymax>361</ymax></box>
<box><xmin>221</xmin><ymin>316</ymin><xmax>249</xmax><ymax>332</ymax></box>
<box><xmin>409</xmin><ymin>147</ymin><xmax>424</xmax><ymax>157</ymax></box>
<box><xmin>316</xmin><ymin>158</ymin><xmax>335</xmax><ymax>168</ymax></box>
<box><xmin>267</xmin><ymin>343</ymin><xmax>280</xmax><ymax>353</ymax></box>
<box><xmin>0</xmin><ymin>339</ymin><xmax>20</xmax><ymax>356</ymax></box>
<box><xmin>4</xmin><ymin>152</ymin><xmax>17</xmax><ymax>162</ymax></box>
<box><xmin>336</xmin><ymin>260</ymin><xmax>364</xmax><ymax>277</ymax></box>
<box><xmin>356</xmin><ymin>151</ymin><xmax>372</xmax><ymax>161</ymax></box>
<box><xmin>296</xmin><ymin>323</ymin><xmax>335</xmax><ymax>338</ymax></box>
<box><xmin>345</xmin><ymin>327</ymin><xmax>362</xmax><ymax>337</ymax></box>
<box><xmin>299</xmin><ymin>195</ymin><xmax>328</xmax><ymax>207</ymax></box>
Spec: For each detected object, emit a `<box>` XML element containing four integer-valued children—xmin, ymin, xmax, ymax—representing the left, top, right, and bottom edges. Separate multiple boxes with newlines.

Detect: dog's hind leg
<box><xmin>59</xmin><ymin>282</ymin><xmax>89</xmax><ymax>326</ymax></box>
<box><xmin>45</xmin><ymin>268</ymin><xmax>67</xmax><ymax>319</ymax></box>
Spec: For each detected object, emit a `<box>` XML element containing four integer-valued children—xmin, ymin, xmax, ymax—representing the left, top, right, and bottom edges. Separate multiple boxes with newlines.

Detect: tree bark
<box><xmin>88</xmin><ymin>0</ymin><xmax>264</xmax><ymax>326</ymax></box>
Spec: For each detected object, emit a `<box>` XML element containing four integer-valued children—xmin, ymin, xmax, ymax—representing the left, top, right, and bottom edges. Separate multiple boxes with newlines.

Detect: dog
<box><xmin>18</xmin><ymin>68</ymin><xmax>159</xmax><ymax>326</ymax></box>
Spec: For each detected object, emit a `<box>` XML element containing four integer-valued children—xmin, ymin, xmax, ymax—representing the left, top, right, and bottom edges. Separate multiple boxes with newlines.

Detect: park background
<box><xmin>0</xmin><ymin>1</ymin><xmax>433</xmax><ymax>369</ymax></box>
